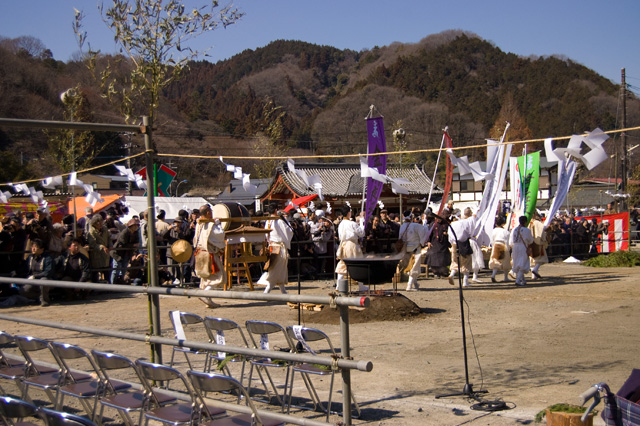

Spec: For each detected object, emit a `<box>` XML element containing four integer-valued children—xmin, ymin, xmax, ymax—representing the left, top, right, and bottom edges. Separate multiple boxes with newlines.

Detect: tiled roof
<box><xmin>276</xmin><ymin>163</ymin><xmax>441</xmax><ymax>197</ymax></box>
<box><xmin>214</xmin><ymin>178</ymin><xmax>272</xmax><ymax>204</ymax></box>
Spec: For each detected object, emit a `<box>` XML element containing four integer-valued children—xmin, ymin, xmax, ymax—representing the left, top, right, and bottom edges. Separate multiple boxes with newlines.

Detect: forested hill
<box><xmin>366</xmin><ymin>34</ymin><xmax>618</xmax><ymax>136</ymax></box>
<box><xmin>165</xmin><ymin>31</ymin><xmax>629</xmax><ymax>154</ymax></box>
<box><xmin>0</xmin><ymin>30</ymin><xmax>637</xmax><ymax>187</ymax></box>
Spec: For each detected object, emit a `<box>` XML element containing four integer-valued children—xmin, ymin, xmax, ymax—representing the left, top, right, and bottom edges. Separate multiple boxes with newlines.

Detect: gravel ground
<box><xmin>0</xmin><ymin>261</ymin><xmax>637</xmax><ymax>425</ymax></box>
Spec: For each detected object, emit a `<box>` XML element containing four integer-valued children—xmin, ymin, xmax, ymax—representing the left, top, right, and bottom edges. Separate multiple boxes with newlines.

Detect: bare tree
<box><xmin>45</xmin><ymin>86</ymin><xmax>101</xmax><ymax>173</ymax></box>
<box><xmin>75</xmin><ymin>0</ymin><xmax>244</xmax><ymax>123</ymax></box>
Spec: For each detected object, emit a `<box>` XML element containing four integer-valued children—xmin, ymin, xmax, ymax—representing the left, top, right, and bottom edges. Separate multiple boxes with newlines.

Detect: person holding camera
<box><xmin>311</xmin><ymin>212</ymin><xmax>334</xmax><ymax>275</ymax></box>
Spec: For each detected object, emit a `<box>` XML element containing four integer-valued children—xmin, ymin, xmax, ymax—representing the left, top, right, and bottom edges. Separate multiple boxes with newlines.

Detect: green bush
<box><xmin>534</xmin><ymin>403</ymin><xmax>592</xmax><ymax>423</ymax></box>
<box><xmin>583</xmin><ymin>250</ymin><xmax>640</xmax><ymax>267</ymax></box>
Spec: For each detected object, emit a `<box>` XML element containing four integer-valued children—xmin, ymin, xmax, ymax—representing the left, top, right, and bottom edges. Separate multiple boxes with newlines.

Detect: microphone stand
<box><xmin>435</xmin><ymin>216</ymin><xmax>488</xmax><ymax>399</ymax></box>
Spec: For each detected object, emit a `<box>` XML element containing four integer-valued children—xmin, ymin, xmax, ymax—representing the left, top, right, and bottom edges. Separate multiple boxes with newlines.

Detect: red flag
<box><xmin>438</xmin><ymin>130</ymin><xmax>454</xmax><ymax>215</ymax></box>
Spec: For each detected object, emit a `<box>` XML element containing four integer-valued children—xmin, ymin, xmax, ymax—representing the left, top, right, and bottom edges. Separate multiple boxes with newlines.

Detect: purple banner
<box><xmin>364</xmin><ymin>116</ymin><xmax>387</xmax><ymax>228</ymax></box>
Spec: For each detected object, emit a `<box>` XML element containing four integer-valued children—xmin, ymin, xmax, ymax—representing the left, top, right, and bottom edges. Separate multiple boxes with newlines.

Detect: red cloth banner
<box><xmin>578</xmin><ymin>212</ymin><xmax>629</xmax><ymax>253</ymax></box>
<box><xmin>438</xmin><ymin>130</ymin><xmax>454</xmax><ymax>215</ymax></box>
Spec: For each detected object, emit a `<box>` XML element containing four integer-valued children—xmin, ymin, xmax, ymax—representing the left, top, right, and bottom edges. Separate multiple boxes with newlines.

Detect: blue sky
<box><xmin>1</xmin><ymin>0</ymin><xmax>639</xmax><ymax>88</ymax></box>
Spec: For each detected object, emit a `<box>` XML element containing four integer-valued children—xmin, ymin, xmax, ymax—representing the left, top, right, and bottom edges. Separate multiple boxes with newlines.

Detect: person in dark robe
<box><xmin>425</xmin><ymin>215</ymin><xmax>451</xmax><ymax>277</ymax></box>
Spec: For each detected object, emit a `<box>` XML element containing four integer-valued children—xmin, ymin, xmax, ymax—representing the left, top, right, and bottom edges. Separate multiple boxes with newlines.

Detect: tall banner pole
<box><xmin>364</xmin><ymin>108</ymin><xmax>386</xmax><ymax>229</ymax></box>
<box><xmin>427</xmin><ymin>129</ymin><xmax>447</xmax><ymax>210</ymax></box>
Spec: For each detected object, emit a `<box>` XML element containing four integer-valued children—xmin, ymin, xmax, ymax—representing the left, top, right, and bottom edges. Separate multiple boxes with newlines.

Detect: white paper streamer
<box><xmin>115</xmin><ymin>165</ymin><xmax>137</xmax><ymax>181</ymax></box>
<box><xmin>233</xmin><ymin>167</ymin><xmax>243</xmax><ymax>180</ymax></box>
<box><xmin>42</xmin><ymin>176</ymin><xmax>63</xmax><ymax>189</ymax></box>
<box><xmin>242</xmin><ymin>173</ymin><xmax>257</xmax><ymax>196</ymax></box>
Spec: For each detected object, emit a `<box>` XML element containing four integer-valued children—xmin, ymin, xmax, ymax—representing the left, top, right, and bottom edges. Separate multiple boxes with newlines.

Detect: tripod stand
<box><xmin>435</xmin><ymin>218</ymin><xmax>488</xmax><ymax>399</ymax></box>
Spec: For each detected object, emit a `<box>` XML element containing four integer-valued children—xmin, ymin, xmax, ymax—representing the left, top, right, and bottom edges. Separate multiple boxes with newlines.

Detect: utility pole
<box><xmin>622</xmin><ymin>68</ymin><xmax>628</xmax><ymax>210</ymax></box>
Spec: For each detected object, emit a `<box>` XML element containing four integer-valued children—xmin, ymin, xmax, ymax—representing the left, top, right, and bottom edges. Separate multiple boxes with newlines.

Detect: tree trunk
<box><xmin>546</xmin><ymin>410</ymin><xmax>593</xmax><ymax>426</ymax></box>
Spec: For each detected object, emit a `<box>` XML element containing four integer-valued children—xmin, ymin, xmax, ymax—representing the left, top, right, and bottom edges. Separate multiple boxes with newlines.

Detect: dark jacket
<box><xmin>26</xmin><ymin>252</ymin><xmax>55</xmax><ymax>279</ymax></box>
<box><xmin>60</xmin><ymin>251</ymin><xmax>91</xmax><ymax>282</ymax></box>
<box><xmin>112</xmin><ymin>227</ymin><xmax>139</xmax><ymax>262</ymax></box>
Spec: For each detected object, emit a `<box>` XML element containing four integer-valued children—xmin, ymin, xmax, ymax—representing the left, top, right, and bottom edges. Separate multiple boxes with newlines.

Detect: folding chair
<box><xmin>0</xmin><ymin>396</ymin><xmax>40</xmax><ymax>426</ymax></box>
<box><xmin>187</xmin><ymin>371</ymin><xmax>284</xmax><ymax>426</ymax></box>
<box><xmin>244</xmin><ymin>321</ymin><xmax>294</xmax><ymax>410</ymax></box>
<box><xmin>50</xmin><ymin>342</ymin><xmax>130</xmax><ymax>420</ymax></box>
<box><xmin>168</xmin><ymin>311</ymin><xmax>208</xmax><ymax>371</ymax></box>
<box><xmin>135</xmin><ymin>359</ymin><xmax>224</xmax><ymax>426</ymax></box>
<box><xmin>0</xmin><ymin>332</ymin><xmax>28</xmax><ymax>396</ymax></box>
<box><xmin>202</xmin><ymin>317</ymin><xmax>248</xmax><ymax>383</ymax></box>
<box><xmin>14</xmin><ymin>335</ymin><xmax>61</xmax><ymax>405</ymax></box>
<box><xmin>285</xmin><ymin>326</ymin><xmax>360</xmax><ymax>420</ymax></box>
<box><xmin>91</xmin><ymin>350</ymin><xmax>173</xmax><ymax>426</ymax></box>
<box><xmin>39</xmin><ymin>406</ymin><xmax>98</xmax><ymax>426</ymax></box>
<box><xmin>0</xmin><ymin>331</ymin><xmax>23</xmax><ymax>368</ymax></box>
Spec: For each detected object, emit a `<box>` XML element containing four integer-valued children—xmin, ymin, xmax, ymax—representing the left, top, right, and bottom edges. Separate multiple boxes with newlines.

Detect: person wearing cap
<box><xmin>256</xmin><ymin>205</ymin><xmax>293</xmax><ymax>294</ymax></box>
<box><xmin>425</xmin><ymin>212</ymin><xmax>451</xmax><ymax>278</ymax></box>
<box><xmin>311</xmin><ymin>214</ymin><xmax>334</xmax><ymax>275</ymax></box>
<box><xmin>489</xmin><ymin>216</ymin><xmax>511</xmax><ymax>283</ymax></box>
<box><xmin>378</xmin><ymin>209</ymin><xmax>399</xmax><ymax>253</ymax></box>
<box><xmin>78</xmin><ymin>207</ymin><xmax>94</xmax><ymax>235</ymax></box>
<box><xmin>447</xmin><ymin>207</ymin><xmax>476</xmax><ymax>287</ymax></box>
<box><xmin>105</xmin><ymin>209</ymin><xmax>125</xmax><ymax>245</ymax></box>
<box><xmin>87</xmin><ymin>214</ymin><xmax>112</xmax><ymax>282</ymax></box>
<box><xmin>193</xmin><ymin>204</ymin><xmax>225</xmax><ymax>307</ymax></box>
<box><xmin>7</xmin><ymin>216</ymin><xmax>27</xmax><ymax>276</ymax></box>
<box><xmin>155</xmin><ymin>210</ymin><xmax>171</xmax><ymax>271</ymax></box>
<box><xmin>510</xmin><ymin>215</ymin><xmax>534</xmax><ymax>286</ymax></box>
<box><xmin>110</xmin><ymin>219</ymin><xmax>139</xmax><ymax>284</ymax></box>
<box><xmin>398</xmin><ymin>215</ymin><xmax>428</xmax><ymax>291</ymax></box>
<box><xmin>161</xmin><ymin>216</ymin><xmax>189</xmax><ymax>284</ymax></box>
<box><xmin>335</xmin><ymin>206</ymin><xmax>368</xmax><ymax>292</ymax></box>
<box><xmin>25</xmin><ymin>207</ymin><xmax>54</xmax><ymax>255</ymax></box>
<box><xmin>528</xmin><ymin>211</ymin><xmax>548</xmax><ymax>279</ymax></box>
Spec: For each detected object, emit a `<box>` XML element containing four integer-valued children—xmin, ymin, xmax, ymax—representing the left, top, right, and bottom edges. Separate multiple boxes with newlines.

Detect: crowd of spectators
<box><xmin>0</xmin><ymin>199</ymin><xmax>633</xmax><ymax>306</ymax></box>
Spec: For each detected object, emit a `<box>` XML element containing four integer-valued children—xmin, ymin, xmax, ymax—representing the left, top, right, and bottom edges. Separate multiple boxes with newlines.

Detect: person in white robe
<box><xmin>488</xmin><ymin>216</ymin><xmax>511</xmax><ymax>283</ymax></box>
<box><xmin>193</xmin><ymin>204</ymin><xmax>226</xmax><ymax>308</ymax></box>
<box><xmin>335</xmin><ymin>207</ymin><xmax>367</xmax><ymax>292</ymax></box>
<box><xmin>399</xmin><ymin>216</ymin><xmax>428</xmax><ymax>291</ymax></box>
<box><xmin>528</xmin><ymin>212</ymin><xmax>548</xmax><ymax>280</ymax></box>
<box><xmin>257</xmin><ymin>209</ymin><xmax>294</xmax><ymax>294</ymax></box>
<box><xmin>509</xmin><ymin>215</ymin><xmax>534</xmax><ymax>286</ymax></box>
<box><xmin>447</xmin><ymin>208</ymin><xmax>476</xmax><ymax>287</ymax></box>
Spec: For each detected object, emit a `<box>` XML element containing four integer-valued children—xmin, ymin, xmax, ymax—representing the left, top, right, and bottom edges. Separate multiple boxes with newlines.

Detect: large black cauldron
<box><xmin>343</xmin><ymin>255</ymin><xmax>401</xmax><ymax>285</ymax></box>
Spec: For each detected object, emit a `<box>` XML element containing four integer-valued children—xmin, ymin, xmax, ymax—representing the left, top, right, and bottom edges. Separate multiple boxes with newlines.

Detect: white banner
<box><xmin>544</xmin><ymin>158</ymin><xmax>577</xmax><ymax>227</ymax></box>
<box><xmin>473</xmin><ymin>138</ymin><xmax>512</xmax><ymax>246</ymax></box>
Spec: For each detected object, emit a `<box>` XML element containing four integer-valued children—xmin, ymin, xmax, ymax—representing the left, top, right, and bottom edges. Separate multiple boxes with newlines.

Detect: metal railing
<box><xmin>0</xmin><ymin>276</ymin><xmax>371</xmax><ymax>425</ymax></box>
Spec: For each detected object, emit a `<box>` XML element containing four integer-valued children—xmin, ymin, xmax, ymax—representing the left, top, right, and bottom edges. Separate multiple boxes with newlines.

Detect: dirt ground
<box><xmin>0</xmin><ymin>261</ymin><xmax>638</xmax><ymax>426</ymax></box>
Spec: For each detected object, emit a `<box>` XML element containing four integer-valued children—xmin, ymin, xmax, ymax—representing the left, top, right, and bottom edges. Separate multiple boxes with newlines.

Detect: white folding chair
<box><xmin>202</xmin><ymin>317</ymin><xmax>248</xmax><ymax>384</ymax></box>
<box><xmin>168</xmin><ymin>311</ymin><xmax>208</xmax><ymax>371</ymax></box>
<box><xmin>135</xmin><ymin>359</ymin><xmax>224</xmax><ymax>426</ymax></box>
<box><xmin>91</xmin><ymin>350</ymin><xmax>173</xmax><ymax>426</ymax></box>
<box><xmin>14</xmin><ymin>335</ymin><xmax>61</xmax><ymax>405</ymax></box>
<box><xmin>286</xmin><ymin>326</ymin><xmax>361</xmax><ymax>420</ymax></box>
<box><xmin>0</xmin><ymin>396</ymin><xmax>39</xmax><ymax>426</ymax></box>
<box><xmin>244</xmin><ymin>321</ymin><xmax>294</xmax><ymax>410</ymax></box>
<box><xmin>188</xmin><ymin>371</ymin><xmax>284</xmax><ymax>426</ymax></box>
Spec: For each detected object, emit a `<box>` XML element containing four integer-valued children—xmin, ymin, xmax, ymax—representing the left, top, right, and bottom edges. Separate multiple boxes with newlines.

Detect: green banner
<box><xmin>517</xmin><ymin>151</ymin><xmax>540</xmax><ymax>224</ymax></box>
